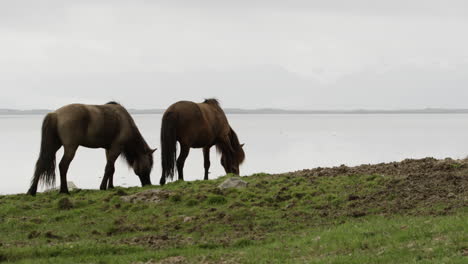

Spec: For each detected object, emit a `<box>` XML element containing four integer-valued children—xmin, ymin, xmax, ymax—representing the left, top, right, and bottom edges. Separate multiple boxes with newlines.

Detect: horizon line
<box><xmin>2</xmin><ymin>107</ymin><xmax>468</xmax><ymax>115</ymax></box>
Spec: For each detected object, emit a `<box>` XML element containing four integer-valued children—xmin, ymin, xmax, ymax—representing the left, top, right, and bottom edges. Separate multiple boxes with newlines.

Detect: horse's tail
<box><xmin>27</xmin><ymin>113</ymin><xmax>61</xmax><ymax>195</ymax></box>
<box><xmin>160</xmin><ymin>111</ymin><xmax>177</xmax><ymax>185</ymax></box>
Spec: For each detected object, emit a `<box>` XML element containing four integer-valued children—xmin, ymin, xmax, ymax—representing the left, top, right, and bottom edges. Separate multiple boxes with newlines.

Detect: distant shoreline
<box><xmin>2</xmin><ymin>108</ymin><xmax>468</xmax><ymax>115</ymax></box>
<box><xmin>2</xmin><ymin>109</ymin><xmax>468</xmax><ymax>115</ymax></box>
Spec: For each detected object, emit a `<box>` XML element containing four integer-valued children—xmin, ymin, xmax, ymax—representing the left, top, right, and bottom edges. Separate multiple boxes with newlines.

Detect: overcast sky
<box><xmin>1</xmin><ymin>0</ymin><xmax>468</xmax><ymax>110</ymax></box>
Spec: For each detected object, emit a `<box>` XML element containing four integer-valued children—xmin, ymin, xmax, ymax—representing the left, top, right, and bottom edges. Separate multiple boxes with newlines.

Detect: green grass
<box><xmin>0</xmin><ymin>172</ymin><xmax>466</xmax><ymax>263</ymax></box>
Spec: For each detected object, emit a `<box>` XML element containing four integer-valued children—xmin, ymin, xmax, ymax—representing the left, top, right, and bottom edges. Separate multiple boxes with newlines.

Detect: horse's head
<box><xmin>221</xmin><ymin>143</ymin><xmax>245</xmax><ymax>175</ymax></box>
<box><xmin>133</xmin><ymin>148</ymin><xmax>156</xmax><ymax>186</ymax></box>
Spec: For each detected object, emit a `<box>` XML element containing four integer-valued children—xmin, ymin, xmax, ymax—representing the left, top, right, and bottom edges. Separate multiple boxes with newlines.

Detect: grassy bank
<box><xmin>0</xmin><ymin>158</ymin><xmax>467</xmax><ymax>263</ymax></box>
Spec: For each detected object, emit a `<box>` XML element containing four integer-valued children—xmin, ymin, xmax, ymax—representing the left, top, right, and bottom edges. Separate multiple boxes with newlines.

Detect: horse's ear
<box><xmin>240</xmin><ymin>144</ymin><xmax>245</xmax><ymax>148</ymax></box>
<box><xmin>151</xmin><ymin>148</ymin><xmax>157</xmax><ymax>154</ymax></box>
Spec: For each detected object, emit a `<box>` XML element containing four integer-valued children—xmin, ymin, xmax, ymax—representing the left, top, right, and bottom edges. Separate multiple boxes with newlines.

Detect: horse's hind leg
<box><xmin>203</xmin><ymin>147</ymin><xmax>211</xmax><ymax>180</ymax></box>
<box><xmin>176</xmin><ymin>145</ymin><xmax>190</xmax><ymax>181</ymax></box>
<box><xmin>29</xmin><ymin>143</ymin><xmax>61</xmax><ymax>195</ymax></box>
<box><xmin>100</xmin><ymin>147</ymin><xmax>121</xmax><ymax>190</ymax></box>
<box><xmin>59</xmin><ymin>145</ymin><xmax>78</xmax><ymax>194</ymax></box>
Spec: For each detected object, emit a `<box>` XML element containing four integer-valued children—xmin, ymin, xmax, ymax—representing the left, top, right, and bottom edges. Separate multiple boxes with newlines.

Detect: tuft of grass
<box><xmin>185</xmin><ymin>199</ymin><xmax>199</xmax><ymax>207</ymax></box>
<box><xmin>206</xmin><ymin>195</ymin><xmax>227</xmax><ymax>205</ymax></box>
<box><xmin>57</xmin><ymin>197</ymin><xmax>74</xmax><ymax>210</ymax></box>
<box><xmin>233</xmin><ymin>239</ymin><xmax>254</xmax><ymax>248</ymax></box>
<box><xmin>169</xmin><ymin>194</ymin><xmax>182</xmax><ymax>203</ymax></box>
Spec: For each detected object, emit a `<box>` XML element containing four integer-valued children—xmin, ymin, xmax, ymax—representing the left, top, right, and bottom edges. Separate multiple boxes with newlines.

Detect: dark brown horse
<box><xmin>160</xmin><ymin>99</ymin><xmax>245</xmax><ymax>185</ymax></box>
<box><xmin>27</xmin><ymin>102</ymin><xmax>156</xmax><ymax>195</ymax></box>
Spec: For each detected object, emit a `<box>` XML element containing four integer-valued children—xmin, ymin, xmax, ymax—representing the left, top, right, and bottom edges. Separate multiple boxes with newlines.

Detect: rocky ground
<box><xmin>286</xmin><ymin>157</ymin><xmax>468</xmax><ymax>215</ymax></box>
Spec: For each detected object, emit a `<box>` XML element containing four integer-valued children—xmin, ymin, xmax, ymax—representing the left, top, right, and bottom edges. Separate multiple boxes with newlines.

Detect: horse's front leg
<box><xmin>107</xmin><ymin>170</ymin><xmax>115</xmax><ymax>189</ymax></box>
<box><xmin>100</xmin><ymin>148</ymin><xmax>121</xmax><ymax>190</ymax></box>
<box><xmin>203</xmin><ymin>147</ymin><xmax>211</xmax><ymax>180</ymax></box>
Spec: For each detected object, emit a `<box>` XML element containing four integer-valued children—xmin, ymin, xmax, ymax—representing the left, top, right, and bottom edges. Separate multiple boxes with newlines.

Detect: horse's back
<box><xmin>164</xmin><ymin>101</ymin><xmax>203</xmax><ymax>133</ymax></box>
<box><xmin>163</xmin><ymin>100</ymin><xmax>229</xmax><ymax>147</ymax></box>
<box><xmin>54</xmin><ymin>104</ymin><xmax>90</xmax><ymax>142</ymax></box>
<box><xmin>53</xmin><ymin>103</ymin><xmax>128</xmax><ymax>148</ymax></box>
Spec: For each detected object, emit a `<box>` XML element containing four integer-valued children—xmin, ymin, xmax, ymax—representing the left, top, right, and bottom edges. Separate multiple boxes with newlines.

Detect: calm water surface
<box><xmin>1</xmin><ymin>114</ymin><xmax>468</xmax><ymax>194</ymax></box>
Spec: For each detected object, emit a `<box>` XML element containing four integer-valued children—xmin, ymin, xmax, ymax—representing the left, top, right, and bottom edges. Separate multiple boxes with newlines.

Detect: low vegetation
<box><xmin>0</xmin><ymin>158</ymin><xmax>467</xmax><ymax>263</ymax></box>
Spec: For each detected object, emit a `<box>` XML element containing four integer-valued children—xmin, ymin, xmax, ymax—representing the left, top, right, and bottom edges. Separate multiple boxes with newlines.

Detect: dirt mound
<box><xmin>121</xmin><ymin>189</ymin><xmax>172</xmax><ymax>204</ymax></box>
<box><xmin>290</xmin><ymin>157</ymin><xmax>468</xmax><ymax>178</ymax></box>
<box><xmin>288</xmin><ymin>157</ymin><xmax>468</xmax><ymax>215</ymax></box>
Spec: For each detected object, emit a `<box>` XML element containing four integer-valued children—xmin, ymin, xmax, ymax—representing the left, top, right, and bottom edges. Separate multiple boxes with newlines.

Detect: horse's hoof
<box><xmin>27</xmin><ymin>187</ymin><xmax>37</xmax><ymax>196</ymax></box>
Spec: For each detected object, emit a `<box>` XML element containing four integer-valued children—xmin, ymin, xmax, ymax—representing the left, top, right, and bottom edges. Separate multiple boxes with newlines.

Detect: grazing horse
<box><xmin>160</xmin><ymin>99</ymin><xmax>245</xmax><ymax>185</ymax></box>
<box><xmin>27</xmin><ymin>102</ymin><xmax>156</xmax><ymax>195</ymax></box>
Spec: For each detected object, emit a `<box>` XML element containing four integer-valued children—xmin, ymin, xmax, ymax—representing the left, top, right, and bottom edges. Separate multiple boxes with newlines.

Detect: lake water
<box><xmin>1</xmin><ymin>114</ymin><xmax>468</xmax><ymax>195</ymax></box>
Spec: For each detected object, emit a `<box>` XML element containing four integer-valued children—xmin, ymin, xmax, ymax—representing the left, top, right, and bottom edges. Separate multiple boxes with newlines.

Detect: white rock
<box><xmin>218</xmin><ymin>177</ymin><xmax>248</xmax><ymax>190</ymax></box>
<box><xmin>45</xmin><ymin>181</ymin><xmax>79</xmax><ymax>192</ymax></box>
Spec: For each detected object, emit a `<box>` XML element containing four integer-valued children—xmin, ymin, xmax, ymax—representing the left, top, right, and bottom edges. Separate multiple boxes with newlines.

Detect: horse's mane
<box><xmin>111</xmin><ymin>103</ymin><xmax>152</xmax><ymax>168</ymax></box>
<box><xmin>203</xmin><ymin>98</ymin><xmax>220</xmax><ymax>106</ymax></box>
<box><xmin>122</xmin><ymin>126</ymin><xmax>153</xmax><ymax>167</ymax></box>
<box><xmin>204</xmin><ymin>98</ymin><xmax>244</xmax><ymax>166</ymax></box>
<box><xmin>228</xmin><ymin>127</ymin><xmax>245</xmax><ymax>164</ymax></box>
<box><xmin>216</xmin><ymin>126</ymin><xmax>245</xmax><ymax>166</ymax></box>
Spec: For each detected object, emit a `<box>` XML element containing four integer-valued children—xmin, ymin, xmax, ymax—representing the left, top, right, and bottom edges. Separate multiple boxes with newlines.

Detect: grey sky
<box><xmin>1</xmin><ymin>0</ymin><xmax>468</xmax><ymax>109</ymax></box>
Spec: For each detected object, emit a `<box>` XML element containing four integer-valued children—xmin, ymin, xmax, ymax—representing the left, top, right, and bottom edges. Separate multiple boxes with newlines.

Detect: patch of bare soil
<box><xmin>121</xmin><ymin>189</ymin><xmax>172</xmax><ymax>204</ymax></box>
<box><xmin>133</xmin><ymin>256</ymin><xmax>188</xmax><ymax>264</ymax></box>
<box><xmin>122</xmin><ymin>234</ymin><xmax>191</xmax><ymax>250</ymax></box>
<box><xmin>288</xmin><ymin>157</ymin><xmax>468</xmax><ymax>215</ymax></box>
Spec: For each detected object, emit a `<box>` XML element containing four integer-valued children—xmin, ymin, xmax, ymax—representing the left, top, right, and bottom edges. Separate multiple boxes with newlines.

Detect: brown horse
<box><xmin>27</xmin><ymin>102</ymin><xmax>156</xmax><ymax>195</ymax></box>
<box><xmin>160</xmin><ymin>99</ymin><xmax>245</xmax><ymax>185</ymax></box>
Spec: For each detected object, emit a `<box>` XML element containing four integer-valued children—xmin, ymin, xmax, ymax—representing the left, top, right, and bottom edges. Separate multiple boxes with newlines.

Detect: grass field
<box><xmin>0</xmin><ymin>158</ymin><xmax>467</xmax><ymax>263</ymax></box>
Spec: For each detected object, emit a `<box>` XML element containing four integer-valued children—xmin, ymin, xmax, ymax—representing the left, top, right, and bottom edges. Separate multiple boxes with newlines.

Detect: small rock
<box><xmin>183</xmin><ymin>217</ymin><xmax>193</xmax><ymax>223</ymax></box>
<box><xmin>447</xmin><ymin>193</ymin><xmax>456</xmax><ymax>198</ymax></box>
<box><xmin>67</xmin><ymin>181</ymin><xmax>79</xmax><ymax>190</ymax></box>
<box><xmin>424</xmin><ymin>248</ymin><xmax>434</xmax><ymax>253</ymax></box>
<box><xmin>218</xmin><ymin>177</ymin><xmax>248</xmax><ymax>190</ymax></box>
<box><xmin>45</xmin><ymin>181</ymin><xmax>79</xmax><ymax>192</ymax></box>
